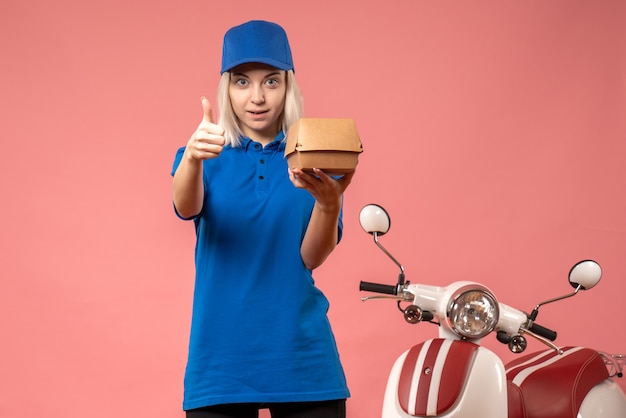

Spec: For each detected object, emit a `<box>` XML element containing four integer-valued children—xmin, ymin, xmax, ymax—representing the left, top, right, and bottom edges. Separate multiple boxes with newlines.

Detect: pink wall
<box><xmin>2</xmin><ymin>1</ymin><xmax>625</xmax><ymax>417</ymax></box>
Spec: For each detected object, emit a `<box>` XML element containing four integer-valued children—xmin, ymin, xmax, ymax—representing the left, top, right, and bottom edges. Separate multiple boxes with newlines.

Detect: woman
<box><xmin>171</xmin><ymin>20</ymin><xmax>354</xmax><ymax>418</ymax></box>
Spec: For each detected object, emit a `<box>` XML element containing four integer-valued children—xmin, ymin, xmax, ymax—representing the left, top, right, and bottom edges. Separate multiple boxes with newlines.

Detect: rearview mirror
<box><xmin>359</xmin><ymin>204</ymin><xmax>391</xmax><ymax>236</ymax></box>
<box><xmin>568</xmin><ymin>260</ymin><xmax>602</xmax><ymax>290</ymax></box>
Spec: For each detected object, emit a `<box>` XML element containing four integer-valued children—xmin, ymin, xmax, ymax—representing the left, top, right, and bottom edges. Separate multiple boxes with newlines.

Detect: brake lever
<box><xmin>361</xmin><ymin>295</ymin><xmax>413</xmax><ymax>302</ymax></box>
<box><xmin>521</xmin><ymin>328</ymin><xmax>564</xmax><ymax>354</ymax></box>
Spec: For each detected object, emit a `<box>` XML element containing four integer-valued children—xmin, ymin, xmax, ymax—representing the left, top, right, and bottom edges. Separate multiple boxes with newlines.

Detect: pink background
<box><xmin>2</xmin><ymin>1</ymin><xmax>625</xmax><ymax>417</ymax></box>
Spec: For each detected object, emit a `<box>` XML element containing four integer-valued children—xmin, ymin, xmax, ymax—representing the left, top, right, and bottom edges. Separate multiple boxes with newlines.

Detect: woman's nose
<box><xmin>250</xmin><ymin>85</ymin><xmax>265</xmax><ymax>103</ymax></box>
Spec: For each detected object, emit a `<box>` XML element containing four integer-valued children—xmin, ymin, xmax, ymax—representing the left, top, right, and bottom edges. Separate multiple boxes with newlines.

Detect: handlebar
<box><xmin>360</xmin><ymin>281</ymin><xmax>560</xmax><ymax>348</ymax></box>
<box><xmin>529</xmin><ymin>322</ymin><xmax>558</xmax><ymax>341</ymax></box>
<box><xmin>360</xmin><ymin>281</ymin><xmax>398</xmax><ymax>295</ymax></box>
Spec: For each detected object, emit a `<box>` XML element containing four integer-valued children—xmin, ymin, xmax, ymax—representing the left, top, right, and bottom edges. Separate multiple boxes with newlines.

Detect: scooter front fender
<box><xmin>382</xmin><ymin>338</ymin><xmax>507</xmax><ymax>418</ymax></box>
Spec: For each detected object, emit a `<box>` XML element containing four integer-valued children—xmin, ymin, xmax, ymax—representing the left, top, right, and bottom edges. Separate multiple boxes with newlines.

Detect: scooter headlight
<box><xmin>447</xmin><ymin>286</ymin><xmax>499</xmax><ymax>339</ymax></box>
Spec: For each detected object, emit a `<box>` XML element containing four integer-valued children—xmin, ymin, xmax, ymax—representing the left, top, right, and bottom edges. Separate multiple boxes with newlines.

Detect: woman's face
<box><xmin>229</xmin><ymin>63</ymin><xmax>287</xmax><ymax>144</ymax></box>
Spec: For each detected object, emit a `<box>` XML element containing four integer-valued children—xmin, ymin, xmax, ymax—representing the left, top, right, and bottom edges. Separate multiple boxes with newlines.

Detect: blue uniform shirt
<box><xmin>171</xmin><ymin>132</ymin><xmax>350</xmax><ymax>410</ymax></box>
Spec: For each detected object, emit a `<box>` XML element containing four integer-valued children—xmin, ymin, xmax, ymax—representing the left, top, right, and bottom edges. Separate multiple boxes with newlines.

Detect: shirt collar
<box><xmin>241</xmin><ymin>131</ymin><xmax>286</xmax><ymax>151</ymax></box>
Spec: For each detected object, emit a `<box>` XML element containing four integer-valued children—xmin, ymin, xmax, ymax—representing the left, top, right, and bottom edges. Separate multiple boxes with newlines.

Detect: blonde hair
<box><xmin>217</xmin><ymin>70</ymin><xmax>304</xmax><ymax>147</ymax></box>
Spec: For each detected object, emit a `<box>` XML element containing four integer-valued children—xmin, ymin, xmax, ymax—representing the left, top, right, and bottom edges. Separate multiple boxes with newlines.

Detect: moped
<box><xmin>358</xmin><ymin>203</ymin><xmax>626</xmax><ymax>418</ymax></box>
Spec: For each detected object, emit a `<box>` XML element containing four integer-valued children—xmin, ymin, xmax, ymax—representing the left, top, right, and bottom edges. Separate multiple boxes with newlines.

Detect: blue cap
<box><xmin>220</xmin><ymin>20</ymin><xmax>294</xmax><ymax>74</ymax></box>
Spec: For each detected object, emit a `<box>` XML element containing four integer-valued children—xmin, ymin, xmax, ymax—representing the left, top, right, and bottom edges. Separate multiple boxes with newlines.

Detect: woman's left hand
<box><xmin>288</xmin><ymin>168</ymin><xmax>355</xmax><ymax>212</ymax></box>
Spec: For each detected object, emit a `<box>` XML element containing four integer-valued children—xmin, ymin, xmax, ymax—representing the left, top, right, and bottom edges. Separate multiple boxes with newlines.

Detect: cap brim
<box><xmin>221</xmin><ymin>58</ymin><xmax>293</xmax><ymax>74</ymax></box>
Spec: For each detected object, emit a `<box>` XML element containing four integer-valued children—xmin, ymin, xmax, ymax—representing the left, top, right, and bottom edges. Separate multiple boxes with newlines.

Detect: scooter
<box><xmin>358</xmin><ymin>203</ymin><xmax>626</xmax><ymax>418</ymax></box>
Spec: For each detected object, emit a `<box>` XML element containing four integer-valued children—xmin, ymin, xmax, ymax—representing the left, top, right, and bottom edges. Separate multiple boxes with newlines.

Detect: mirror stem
<box><xmin>374</xmin><ymin>232</ymin><xmax>406</xmax><ymax>285</ymax></box>
<box><xmin>529</xmin><ymin>285</ymin><xmax>582</xmax><ymax>321</ymax></box>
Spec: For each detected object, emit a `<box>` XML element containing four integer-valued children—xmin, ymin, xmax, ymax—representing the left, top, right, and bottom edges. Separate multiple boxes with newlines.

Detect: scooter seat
<box><xmin>505</xmin><ymin>346</ymin><xmax>609</xmax><ymax>418</ymax></box>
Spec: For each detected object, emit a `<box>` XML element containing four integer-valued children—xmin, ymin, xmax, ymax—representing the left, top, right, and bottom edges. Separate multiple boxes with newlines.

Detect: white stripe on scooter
<box><xmin>510</xmin><ymin>346</ymin><xmax>584</xmax><ymax>386</ymax></box>
<box><xmin>505</xmin><ymin>348</ymin><xmax>555</xmax><ymax>375</ymax></box>
<box><xmin>427</xmin><ymin>339</ymin><xmax>453</xmax><ymax>416</ymax></box>
<box><xmin>408</xmin><ymin>339</ymin><xmax>431</xmax><ymax>415</ymax></box>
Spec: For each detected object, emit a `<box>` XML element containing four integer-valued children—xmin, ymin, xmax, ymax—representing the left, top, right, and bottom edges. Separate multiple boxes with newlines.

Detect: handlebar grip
<box><xmin>529</xmin><ymin>323</ymin><xmax>557</xmax><ymax>341</ymax></box>
<box><xmin>359</xmin><ymin>281</ymin><xmax>397</xmax><ymax>295</ymax></box>
<box><xmin>421</xmin><ymin>311</ymin><xmax>434</xmax><ymax>322</ymax></box>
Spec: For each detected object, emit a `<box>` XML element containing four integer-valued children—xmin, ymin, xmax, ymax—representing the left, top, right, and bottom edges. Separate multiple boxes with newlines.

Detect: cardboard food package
<box><xmin>284</xmin><ymin>118</ymin><xmax>363</xmax><ymax>175</ymax></box>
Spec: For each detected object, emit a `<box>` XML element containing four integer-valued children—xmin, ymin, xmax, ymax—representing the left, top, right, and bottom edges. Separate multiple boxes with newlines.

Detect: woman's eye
<box><xmin>235</xmin><ymin>78</ymin><xmax>248</xmax><ymax>86</ymax></box>
<box><xmin>265</xmin><ymin>79</ymin><xmax>278</xmax><ymax>87</ymax></box>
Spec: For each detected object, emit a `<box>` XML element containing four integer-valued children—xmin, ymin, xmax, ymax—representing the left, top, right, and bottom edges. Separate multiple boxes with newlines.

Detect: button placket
<box><xmin>258</xmin><ymin>158</ymin><xmax>265</xmax><ymax>180</ymax></box>
<box><xmin>253</xmin><ymin>144</ymin><xmax>268</xmax><ymax>184</ymax></box>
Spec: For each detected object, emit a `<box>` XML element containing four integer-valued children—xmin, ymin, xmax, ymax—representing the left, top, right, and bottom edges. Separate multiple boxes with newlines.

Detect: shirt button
<box><xmin>258</xmin><ymin>175</ymin><xmax>264</xmax><ymax>180</ymax></box>
<box><xmin>260</xmin><ymin>159</ymin><xmax>265</xmax><ymax>164</ymax></box>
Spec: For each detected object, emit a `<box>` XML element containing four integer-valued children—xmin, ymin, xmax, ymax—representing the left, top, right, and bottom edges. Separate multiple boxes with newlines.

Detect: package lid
<box><xmin>285</xmin><ymin>118</ymin><xmax>363</xmax><ymax>154</ymax></box>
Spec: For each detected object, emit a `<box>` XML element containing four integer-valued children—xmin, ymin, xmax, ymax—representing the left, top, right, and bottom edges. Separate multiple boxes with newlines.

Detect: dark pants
<box><xmin>186</xmin><ymin>399</ymin><xmax>346</xmax><ymax>418</ymax></box>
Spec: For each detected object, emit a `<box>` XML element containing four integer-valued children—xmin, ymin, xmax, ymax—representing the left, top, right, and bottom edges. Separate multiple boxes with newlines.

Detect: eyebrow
<box><xmin>232</xmin><ymin>71</ymin><xmax>282</xmax><ymax>79</ymax></box>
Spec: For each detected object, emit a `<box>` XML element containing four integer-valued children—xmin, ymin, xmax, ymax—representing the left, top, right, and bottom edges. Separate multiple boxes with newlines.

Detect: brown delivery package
<box><xmin>284</xmin><ymin>118</ymin><xmax>363</xmax><ymax>175</ymax></box>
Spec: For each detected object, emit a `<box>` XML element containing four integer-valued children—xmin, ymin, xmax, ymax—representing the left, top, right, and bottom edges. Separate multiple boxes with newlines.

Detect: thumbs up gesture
<box><xmin>185</xmin><ymin>97</ymin><xmax>226</xmax><ymax>161</ymax></box>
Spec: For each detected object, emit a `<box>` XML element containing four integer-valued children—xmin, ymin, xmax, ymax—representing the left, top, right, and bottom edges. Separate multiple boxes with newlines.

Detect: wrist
<box><xmin>314</xmin><ymin>200</ymin><xmax>341</xmax><ymax>215</ymax></box>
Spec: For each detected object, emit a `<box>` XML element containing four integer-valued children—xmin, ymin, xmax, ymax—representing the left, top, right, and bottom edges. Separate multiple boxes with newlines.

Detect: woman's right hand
<box><xmin>184</xmin><ymin>97</ymin><xmax>225</xmax><ymax>161</ymax></box>
<box><xmin>172</xmin><ymin>97</ymin><xmax>225</xmax><ymax>218</ymax></box>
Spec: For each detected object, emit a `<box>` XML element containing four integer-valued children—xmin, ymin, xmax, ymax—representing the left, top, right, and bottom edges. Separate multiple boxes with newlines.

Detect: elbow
<box><xmin>173</xmin><ymin>199</ymin><xmax>201</xmax><ymax>220</ymax></box>
<box><xmin>301</xmin><ymin>247</ymin><xmax>334</xmax><ymax>271</ymax></box>
<box><xmin>176</xmin><ymin>208</ymin><xmax>199</xmax><ymax>220</ymax></box>
<box><xmin>304</xmin><ymin>259</ymin><xmax>325</xmax><ymax>271</ymax></box>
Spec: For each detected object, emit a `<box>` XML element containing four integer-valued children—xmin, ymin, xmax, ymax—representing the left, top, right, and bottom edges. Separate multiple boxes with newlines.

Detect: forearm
<box><xmin>300</xmin><ymin>200</ymin><xmax>341</xmax><ymax>270</ymax></box>
<box><xmin>172</xmin><ymin>153</ymin><xmax>204</xmax><ymax>219</ymax></box>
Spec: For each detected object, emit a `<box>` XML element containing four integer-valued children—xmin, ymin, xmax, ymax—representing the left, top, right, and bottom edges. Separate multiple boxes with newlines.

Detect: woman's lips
<box><xmin>248</xmin><ymin>110</ymin><xmax>268</xmax><ymax>120</ymax></box>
